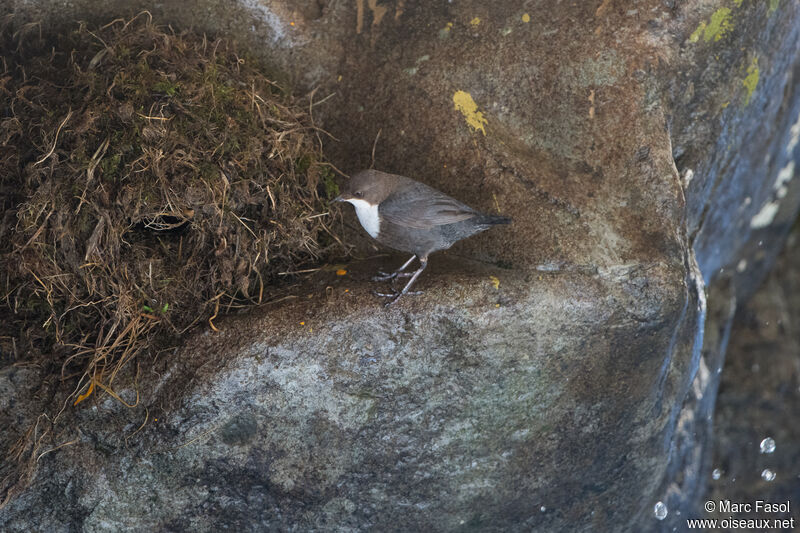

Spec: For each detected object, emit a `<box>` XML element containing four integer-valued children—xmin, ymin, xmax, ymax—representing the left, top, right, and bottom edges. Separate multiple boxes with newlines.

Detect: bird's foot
<box><xmin>372</xmin><ymin>270</ymin><xmax>414</xmax><ymax>282</ymax></box>
<box><xmin>372</xmin><ymin>270</ymin><xmax>396</xmax><ymax>282</ymax></box>
<box><xmin>373</xmin><ymin>257</ymin><xmax>427</xmax><ymax>306</ymax></box>
<box><xmin>372</xmin><ymin>288</ymin><xmax>424</xmax><ymax>306</ymax></box>
<box><xmin>372</xmin><ymin>289</ymin><xmax>396</xmax><ymax>298</ymax></box>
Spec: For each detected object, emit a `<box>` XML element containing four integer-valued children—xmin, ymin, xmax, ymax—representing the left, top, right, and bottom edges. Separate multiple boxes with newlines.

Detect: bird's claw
<box><xmin>373</xmin><ymin>289</ymin><xmax>424</xmax><ymax>306</ymax></box>
<box><xmin>372</xmin><ymin>270</ymin><xmax>414</xmax><ymax>282</ymax></box>
<box><xmin>372</xmin><ymin>289</ymin><xmax>397</xmax><ymax>298</ymax></box>
<box><xmin>372</xmin><ymin>271</ymin><xmax>396</xmax><ymax>282</ymax></box>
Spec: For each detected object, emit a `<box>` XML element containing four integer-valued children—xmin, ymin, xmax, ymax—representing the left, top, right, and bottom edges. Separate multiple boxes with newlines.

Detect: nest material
<box><xmin>0</xmin><ymin>13</ymin><xmax>341</xmax><ymax>398</ymax></box>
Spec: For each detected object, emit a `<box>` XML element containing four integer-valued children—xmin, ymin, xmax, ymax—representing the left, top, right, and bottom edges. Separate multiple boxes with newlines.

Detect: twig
<box><xmin>208</xmin><ymin>295</ymin><xmax>222</xmax><ymax>332</ymax></box>
<box><xmin>36</xmin><ymin>439</ymin><xmax>78</xmax><ymax>462</ymax></box>
<box><xmin>77</xmin><ymin>137</ymin><xmax>110</xmax><ymax>214</ymax></box>
<box><xmin>370</xmin><ymin>128</ymin><xmax>382</xmax><ymax>169</ymax></box>
<box><xmin>278</xmin><ymin>267</ymin><xmax>322</xmax><ymax>276</ymax></box>
<box><xmin>125</xmin><ymin>407</ymin><xmax>150</xmax><ymax>446</ymax></box>
<box><xmin>230</xmin><ymin>211</ymin><xmax>257</xmax><ymax>238</ymax></box>
<box><xmin>310</xmin><ymin>92</ymin><xmax>336</xmax><ymax>108</ymax></box>
<box><xmin>33</xmin><ymin>109</ymin><xmax>72</xmax><ymax>166</ymax></box>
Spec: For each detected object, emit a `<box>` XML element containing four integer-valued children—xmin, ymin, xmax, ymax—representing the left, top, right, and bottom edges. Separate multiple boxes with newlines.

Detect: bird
<box><xmin>334</xmin><ymin>169</ymin><xmax>511</xmax><ymax>305</ymax></box>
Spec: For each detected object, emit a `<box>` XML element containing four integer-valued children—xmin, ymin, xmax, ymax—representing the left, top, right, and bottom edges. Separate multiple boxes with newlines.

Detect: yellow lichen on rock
<box><xmin>689</xmin><ymin>8</ymin><xmax>734</xmax><ymax>43</ymax></box>
<box><xmin>453</xmin><ymin>91</ymin><xmax>488</xmax><ymax>135</ymax></box>
<box><xmin>742</xmin><ymin>57</ymin><xmax>759</xmax><ymax>105</ymax></box>
<box><xmin>704</xmin><ymin>8</ymin><xmax>733</xmax><ymax>42</ymax></box>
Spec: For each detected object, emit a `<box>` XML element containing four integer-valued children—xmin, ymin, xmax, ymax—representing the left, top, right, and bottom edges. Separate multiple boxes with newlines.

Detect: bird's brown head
<box><xmin>333</xmin><ymin>169</ymin><xmax>397</xmax><ymax>206</ymax></box>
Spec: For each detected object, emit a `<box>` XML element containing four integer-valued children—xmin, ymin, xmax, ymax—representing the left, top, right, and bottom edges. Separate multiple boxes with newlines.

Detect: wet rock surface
<box><xmin>706</xmin><ymin>227</ymin><xmax>800</xmax><ymax>520</ymax></box>
<box><xmin>2</xmin><ymin>1</ymin><xmax>800</xmax><ymax>532</ymax></box>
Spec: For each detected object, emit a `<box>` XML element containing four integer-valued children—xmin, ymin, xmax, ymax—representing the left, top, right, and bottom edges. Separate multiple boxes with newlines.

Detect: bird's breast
<box><xmin>346</xmin><ymin>198</ymin><xmax>381</xmax><ymax>239</ymax></box>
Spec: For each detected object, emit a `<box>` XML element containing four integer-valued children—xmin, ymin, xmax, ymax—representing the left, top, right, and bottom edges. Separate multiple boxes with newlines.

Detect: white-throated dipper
<box><xmin>334</xmin><ymin>169</ymin><xmax>511</xmax><ymax>305</ymax></box>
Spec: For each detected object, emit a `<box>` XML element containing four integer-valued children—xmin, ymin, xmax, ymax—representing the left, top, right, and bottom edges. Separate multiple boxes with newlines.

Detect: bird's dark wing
<box><xmin>379</xmin><ymin>183</ymin><xmax>478</xmax><ymax>229</ymax></box>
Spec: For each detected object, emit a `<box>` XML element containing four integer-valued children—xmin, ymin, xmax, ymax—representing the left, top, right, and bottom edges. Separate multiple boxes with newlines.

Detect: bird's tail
<box><xmin>478</xmin><ymin>214</ymin><xmax>512</xmax><ymax>225</ymax></box>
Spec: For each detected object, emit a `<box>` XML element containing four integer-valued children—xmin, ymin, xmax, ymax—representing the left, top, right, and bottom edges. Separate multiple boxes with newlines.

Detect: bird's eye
<box><xmin>355</xmin><ymin>191</ymin><xmax>363</xmax><ymax>198</ymax></box>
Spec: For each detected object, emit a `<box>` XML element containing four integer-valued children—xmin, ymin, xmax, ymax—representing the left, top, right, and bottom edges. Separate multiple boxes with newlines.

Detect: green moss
<box><xmin>216</xmin><ymin>84</ymin><xmax>234</xmax><ymax>103</ymax></box>
<box><xmin>321</xmin><ymin>166</ymin><xmax>339</xmax><ymax>199</ymax></box>
<box><xmin>70</xmin><ymin>180</ymin><xmax>84</xmax><ymax>198</ymax></box>
<box><xmin>769</xmin><ymin>0</ymin><xmax>780</xmax><ymax>13</ymax></box>
<box><xmin>75</xmin><ymin>209</ymin><xmax>95</xmax><ymax>236</ymax></box>
<box><xmin>199</xmin><ymin>162</ymin><xmax>218</xmax><ymax>180</ymax></box>
<box><xmin>153</xmin><ymin>80</ymin><xmax>179</xmax><ymax>96</ymax></box>
<box><xmin>100</xmin><ymin>153</ymin><xmax>122</xmax><ymax>179</ymax></box>
<box><xmin>222</xmin><ymin>137</ymin><xmax>240</xmax><ymax>154</ymax></box>
<box><xmin>295</xmin><ymin>155</ymin><xmax>312</xmax><ymax>174</ymax></box>
<box><xmin>141</xmin><ymin>302</ymin><xmax>169</xmax><ymax>313</ymax></box>
<box><xmin>200</xmin><ymin>63</ymin><xmax>235</xmax><ymax>106</ymax></box>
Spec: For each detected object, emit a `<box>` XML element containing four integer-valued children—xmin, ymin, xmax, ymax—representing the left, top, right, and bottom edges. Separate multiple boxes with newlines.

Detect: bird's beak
<box><xmin>332</xmin><ymin>195</ymin><xmax>344</xmax><ymax>203</ymax></box>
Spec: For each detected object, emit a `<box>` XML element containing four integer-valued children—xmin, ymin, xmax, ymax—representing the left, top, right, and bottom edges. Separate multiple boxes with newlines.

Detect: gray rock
<box><xmin>2</xmin><ymin>1</ymin><xmax>800</xmax><ymax>532</ymax></box>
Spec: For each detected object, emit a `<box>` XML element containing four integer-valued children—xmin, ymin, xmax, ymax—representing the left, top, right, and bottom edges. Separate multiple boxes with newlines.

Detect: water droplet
<box><xmin>712</xmin><ymin>468</ymin><xmax>722</xmax><ymax>480</ymax></box>
<box><xmin>654</xmin><ymin>501</ymin><xmax>668</xmax><ymax>520</ymax></box>
<box><xmin>760</xmin><ymin>437</ymin><xmax>776</xmax><ymax>454</ymax></box>
<box><xmin>761</xmin><ymin>469</ymin><xmax>776</xmax><ymax>482</ymax></box>
<box><xmin>540</xmin><ymin>506</ymin><xmax>546</xmax><ymax>512</ymax></box>
<box><xmin>736</xmin><ymin>259</ymin><xmax>747</xmax><ymax>272</ymax></box>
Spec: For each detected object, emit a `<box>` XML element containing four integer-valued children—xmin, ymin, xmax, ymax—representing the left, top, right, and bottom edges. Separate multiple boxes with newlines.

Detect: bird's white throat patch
<box><xmin>346</xmin><ymin>198</ymin><xmax>380</xmax><ymax>238</ymax></box>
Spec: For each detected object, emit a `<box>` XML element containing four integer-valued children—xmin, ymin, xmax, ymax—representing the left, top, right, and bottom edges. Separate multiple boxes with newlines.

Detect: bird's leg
<box><xmin>373</xmin><ymin>254</ymin><xmax>417</xmax><ymax>281</ymax></box>
<box><xmin>382</xmin><ymin>257</ymin><xmax>428</xmax><ymax>306</ymax></box>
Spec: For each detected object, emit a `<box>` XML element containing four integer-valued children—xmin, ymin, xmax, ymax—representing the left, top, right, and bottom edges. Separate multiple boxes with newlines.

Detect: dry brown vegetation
<box><xmin>0</xmin><ymin>12</ymin><xmax>343</xmax><ymax>501</ymax></box>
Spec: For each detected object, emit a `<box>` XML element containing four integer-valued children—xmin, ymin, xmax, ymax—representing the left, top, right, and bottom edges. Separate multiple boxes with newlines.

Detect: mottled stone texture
<box><xmin>652</xmin><ymin>2</ymin><xmax>800</xmax><ymax>530</ymax></box>
<box><xmin>1</xmin><ymin>1</ymin><xmax>799</xmax><ymax>532</ymax></box>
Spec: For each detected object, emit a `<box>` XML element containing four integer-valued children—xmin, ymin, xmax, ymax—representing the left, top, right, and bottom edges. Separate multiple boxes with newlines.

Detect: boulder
<box><xmin>2</xmin><ymin>1</ymin><xmax>799</xmax><ymax>531</ymax></box>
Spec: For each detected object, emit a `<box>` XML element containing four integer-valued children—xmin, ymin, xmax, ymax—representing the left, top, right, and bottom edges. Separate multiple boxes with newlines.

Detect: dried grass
<box><xmin>0</xmin><ymin>12</ymin><xmax>342</xmax><ymax>503</ymax></box>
